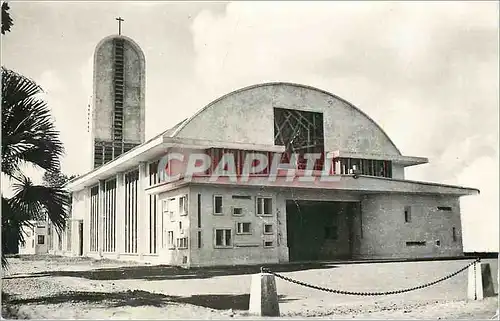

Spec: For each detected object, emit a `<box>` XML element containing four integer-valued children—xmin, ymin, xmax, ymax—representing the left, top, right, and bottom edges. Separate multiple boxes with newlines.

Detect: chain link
<box><xmin>262</xmin><ymin>258</ymin><xmax>481</xmax><ymax>296</ymax></box>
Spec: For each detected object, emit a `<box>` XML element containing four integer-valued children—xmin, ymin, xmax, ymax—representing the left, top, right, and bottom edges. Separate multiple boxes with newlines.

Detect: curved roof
<box><xmin>93</xmin><ymin>34</ymin><xmax>145</xmax><ymax>62</ymax></box>
<box><xmin>171</xmin><ymin>82</ymin><xmax>402</xmax><ymax>155</ymax></box>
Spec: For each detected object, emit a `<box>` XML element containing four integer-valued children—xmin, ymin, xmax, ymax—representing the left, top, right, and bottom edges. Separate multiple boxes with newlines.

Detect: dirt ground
<box><xmin>1</xmin><ymin>255</ymin><xmax>498</xmax><ymax>319</ymax></box>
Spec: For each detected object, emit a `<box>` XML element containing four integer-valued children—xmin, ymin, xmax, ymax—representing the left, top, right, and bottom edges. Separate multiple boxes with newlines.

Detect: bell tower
<box><xmin>90</xmin><ymin>17</ymin><xmax>146</xmax><ymax>169</ymax></box>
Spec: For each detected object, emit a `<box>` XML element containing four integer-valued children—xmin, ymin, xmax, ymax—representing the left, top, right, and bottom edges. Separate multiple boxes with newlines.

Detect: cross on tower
<box><xmin>116</xmin><ymin>17</ymin><xmax>124</xmax><ymax>35</ymax></box>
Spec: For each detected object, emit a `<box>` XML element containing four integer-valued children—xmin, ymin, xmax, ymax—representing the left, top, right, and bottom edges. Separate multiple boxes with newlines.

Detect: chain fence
<box><xmin>261</xmin><ymin>258</ymin><xmax>481</xmax><ymax>296</ymax></box>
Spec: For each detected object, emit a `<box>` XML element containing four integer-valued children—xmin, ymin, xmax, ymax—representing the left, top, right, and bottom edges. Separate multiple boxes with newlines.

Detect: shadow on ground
<box><xmin>5</xmin><ymin>262</ymin><xmax>338</xmax><ymax>281</ymax></box>
<box><xmin>4</xmin><ymin>290</ymin><xmax>296</xmax><ymax>311</ymax></box>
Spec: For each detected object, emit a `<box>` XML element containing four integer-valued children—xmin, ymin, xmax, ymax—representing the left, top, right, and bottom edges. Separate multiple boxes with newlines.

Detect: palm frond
<box><xmin>1</xmin><ymin>67</ymin><xmax>64</xmax><ymax>176</ymax></box>
<box><xmin>1</xmin><ymin>2</ymin><xmax>13</xmax><ymax>35</ymax></box>
<box><xmin>10</xmin><ymin>174</ymin><xmax>69</xmax><ymax>231</ymax></box>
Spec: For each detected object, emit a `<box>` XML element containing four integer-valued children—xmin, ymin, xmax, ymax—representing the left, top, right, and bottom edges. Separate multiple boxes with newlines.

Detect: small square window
<box><xmin>213</xmin><ymin>196</ymin><xmax>223</xmax><ymax>215</ymax></box>
<box><xmin>233</xmin><ymin>207</ymin><xmax>243</xmax><ymax>216</ymax></box>
<box><xmin>177</xmin><ymin>237</ymin><xmax>188</xmax><ymax>249</ymax></box>
<box><xmin>264</xmin><ymin>224</ymin><xmax>273</xmax><ymax>234</ymax></box>
<box><xmin>215</xmin><ymin>229</ymin><xmax>232</xmax><ymax>248</ymax></box>
<box><xmin>236</xmin><ymin>222</ymin><xmax>251</xmax><ymax>234</ymax></box>
<box><xmin>37</xmin><ymin>235</ymin><xmax>45</xmax><ymax>245</ymax></box>
<box><xmin>256</xmin><ymin>197</ymin><xmax>272</xmax><ymax>216</ymax></box>
<box><xmin>264</xmin><ymin>240</ymin><xmax>274</xmax><ymax>248</ymax></box>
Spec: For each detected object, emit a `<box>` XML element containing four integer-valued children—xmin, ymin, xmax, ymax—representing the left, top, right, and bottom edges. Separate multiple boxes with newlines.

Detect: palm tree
<box><xmin>2</xmin><ymin>67</ymin><xmax>70</xmax><ymax>268</ymax></box>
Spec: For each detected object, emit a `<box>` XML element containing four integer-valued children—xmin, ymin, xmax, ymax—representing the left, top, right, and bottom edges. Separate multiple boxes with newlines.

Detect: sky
<box><xmin>2</xmin><ymin>1</ymin><xmax>498</xmax><ymax>251</ymax></box>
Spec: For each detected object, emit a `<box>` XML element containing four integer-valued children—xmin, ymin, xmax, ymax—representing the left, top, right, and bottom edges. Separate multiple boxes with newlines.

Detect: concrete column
<box><xmin>98</xmin><ymin>179</ymin><xmax>105</xmax><ymax>258</ymax></box>
<box><xmin>115</xmin><ymin>172</ymin><xmax>125</xmax><ymax>256</ymax></box>
<box><xmin>138</xmin><ymin>162</ymin><xmax>147</xmax><ymax>259</ymax></box>
<box><xmin>83</xmin><ymin>187</ymin><xmax>91</xmax><ymax>256</ymax></box>
<box><xmin>467</xmin><ymin>261</ymin><xmax>495</xmax><ymax>300</ymax></box>
<box><xmin>249</xmin><ymin>272</ymin><xmax>280</xmax><ymax>316</ymax></box>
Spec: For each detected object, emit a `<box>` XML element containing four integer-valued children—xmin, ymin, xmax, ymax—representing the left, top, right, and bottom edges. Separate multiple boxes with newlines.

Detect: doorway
<box><xmin>286</xmin><ymin>200</ymin><xmax>359</xmax><ymax>262</ymax></box>
<box><xmin>78</xmin><ymin>221</ymin><xmax>84</xmax><ymax>256</ymax></box>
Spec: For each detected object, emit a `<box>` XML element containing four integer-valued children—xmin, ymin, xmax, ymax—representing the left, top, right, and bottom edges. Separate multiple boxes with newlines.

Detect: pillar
<box><xmin>249</xmin><ymin>272</ymin><xmax>280</xmax><ymax>316</ymax></box>
<box><xmin>468</xmin><ymin>261</ymin><xmax>495</xmax><ymax>300</ymax></box>
<box><xmin>98</xmin><ymin>179</ymin><xmax>105</xmax><ymax>258</ymax></box>
<box><xmin>115</xmin><ymin>172</ymin><xmax>125</xmax><ymax>256</ymax></box>
<box><xmin>138</xmin><ymin>162</ymin><xmax>147</xmax><ymax>259</ymax></box>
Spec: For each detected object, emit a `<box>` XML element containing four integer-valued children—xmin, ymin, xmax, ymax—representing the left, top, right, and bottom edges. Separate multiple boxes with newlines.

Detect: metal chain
<box><xmin>262</xmin><ymin>258</ymin><xmax>481</xmax><ymax>296</ymax></box>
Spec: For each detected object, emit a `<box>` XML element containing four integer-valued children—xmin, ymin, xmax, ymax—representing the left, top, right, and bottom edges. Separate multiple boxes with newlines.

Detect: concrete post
<box><xmin>138</xmin><ymin>162</ymin><xmax>147</xmax><ymax>259</ymax></box>
<box><xmin>467</xmin><ymin>261</ymin><xmax>495</xmax><ymax>300</ymax></box>
<box><xmin>249</xmin><ymin>271</ymin><xmax>280</xmax><ymax>317</ymax></box>
<box><xmin>98</xmin><ymin>179</ymin><xmax>105</xmax><ymax>258</ymax></box>
<box><xmin>115</xmin><ymin>172</ymin><xmax>125</xmax><ymax>257</ymax></box>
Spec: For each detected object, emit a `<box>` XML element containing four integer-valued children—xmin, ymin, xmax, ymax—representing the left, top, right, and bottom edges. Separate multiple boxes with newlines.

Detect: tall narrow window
<box><xmin>89</xmin><ymin>185</ymin><xmax>99</xmax><ymax>252</ymax></box>
<box><xmin>124</xmin><ymin>169</ymin><xmax>139</xmax><ymax>253</ymax></box>
<box><xmin>179</xmin><ymin>195</ymin><xmax>188</xmax><ymax>216</ymax></box>
<box><xmin>452</xmin><ymin>227</ymin><xmax>457</xmax><ymax>242</ymax></box>
<box><xmin>213</xmin><ymin>195</ymin><xmax>223</xmax><ymax>215</ymax></box>
<box><xmin>148</xmin><ymin>161</ymin><xmax>159</xmax><ymax>254</ymax></box>
<box><xmin>404</xmin><ymin>206</ymin><xmax>411</xmax><ymax>223</ymax></box>
<box><xmin>167</xmin><ymin>231</ymin><xmax>174</xmax><ymax>249</ymax></box>
<box><xmin>197</xmin><ymin>194</ymin><xmax>201</xmax><ymax>228</ymax></box>
<box><xmin>104</xmin><ymin>178</ymin><xmax>117</xmax><ymax>253</ymax></box>
<box><xmin>197</xmin><ymin>231</ymin><xmax>202</xmax><ymax>248</ymax></box>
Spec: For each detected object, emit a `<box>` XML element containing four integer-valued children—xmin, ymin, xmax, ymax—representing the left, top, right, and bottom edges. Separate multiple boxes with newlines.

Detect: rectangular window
<box><xmin>437</xmin><ymin>206</ymin><xmax>452</xmax><ymax>211</ymax></box>
<box><xmin>179</xmin><ymin>195</ymin><xmax>188</xmax><ymax>216</ymax></box>
<box><xmin>264</xmin><ymin>240</ymin><xmax>274</xmax><ymax>248</ymax></box>
<box><xmin>197</xmin><ymin>231</ymin><xmax>202</xmax><ymax>248</ymax></box>
<box><xmin>37</xmin><ymin>235</ymin><xmax>45</xmax><ymax>245</ymax></box>
<box><xmin>215</xmin><ymin>229</ymin><xmax>232</xmax><ymax>248</ymax></box>
<box><xmin>167</xmin><ymin>231</ymin><xmax>174</xmax><ymax>249</ymax></box>
<box><xmin>169</xmin><ymin>198</ymin><xmax>175</xmax><ymax>222</ymax></box>
<box><xmin>264</xmin><ymin>224</ymin><xmax>273</xmax><ymax>234</ymax></box>
<box><xmin>452</xmin><ymin>227</ymin><xmax>457</xmax><ymax>242</ymax></box>
<box><xmin>406</xmin><ymin>241</ymin><xmax>426</xmax><ymax>246</ymax></box>
<box><xmin>232</xmin><ymin>207</ymin><xmax>243</xmax><ymax>216</ymax></box>
<box><xmin>324</xmin><ymin>226</ymin><xmax>338</xmax><ymax>240</ymax></box>
<box><xmin>197</xmin><ymin>194</ymin><xmax>201</xmax><ymax>228</ymax></box>
<box><xmin>232</xmin><ymin>195</ymin><xmax>252</xmax><ymax>200</ymax></box>
<box><xmin>256</xmin><ymin>197</ymin><xmax>273</xmax><ymax>216</ymax></box>
<box><xmin>404</xmin><ymin>206</ymin><xmax>411</xmax><ymax>223</ymax></box>
<box><xmin>236</xmin><ymin>222</ymin><xmax>251</xmax><ymax>234</ymax></box>
<box><xmin>213</xmin><ymin>195</ymin><xmax>223</xmax><ymax>215</ymax></box>
<box><xmin>177</xmin><ymin>237</ymin><xmax>188</xmax><ymax>249</ymax></box>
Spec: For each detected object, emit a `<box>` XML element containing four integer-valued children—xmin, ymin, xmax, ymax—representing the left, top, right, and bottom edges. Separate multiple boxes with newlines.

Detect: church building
<box><xmin>54</xmin><ymin>30</ymin><xmax>479</xmax><ymax>267</ymax></box>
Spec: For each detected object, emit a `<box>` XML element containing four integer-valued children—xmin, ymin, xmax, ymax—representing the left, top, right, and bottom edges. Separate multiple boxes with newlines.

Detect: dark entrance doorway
<box><xmin>286</xmin><ymin>200</ymin><xmax>359</xmax><ymax>262</ymax></box>
<box><xmin>78</xmin><ymin>221</ymin><xmax>84</xmax><ymax>256</ymax></box>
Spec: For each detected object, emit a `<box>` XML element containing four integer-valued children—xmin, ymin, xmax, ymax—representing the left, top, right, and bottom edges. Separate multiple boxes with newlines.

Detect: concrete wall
<box><xmin>92</xmin><ymin>35</ymin><xmax>146</xmax><ymax>143</ymax></box>
<box><xmin>157</xmin><ymin>186</ymin><xmax>191</xmax><ymax>266</ymax></box>
<box><xmin>19</xmin><ymin>223</ymin><xmax>48</xmax><ymax>255</ymax></box>
<box><xmin>188</xmin><ymin>185</ymin><xmax>282</xmax><ymax>267</ymax></box>
<box><xmin>358</xmin><ymin>194</ymin><xmax>463</xmax><ymax>258</ymax></box>
<box><xmin>392</xmin><ymin>164</ymin><xmax>405</xmax><ymax>179</ymax></box>
<box><xmin>175</xmin><ymin>83</ymin><xmax>400</xmax><ymax>156</ymax></box>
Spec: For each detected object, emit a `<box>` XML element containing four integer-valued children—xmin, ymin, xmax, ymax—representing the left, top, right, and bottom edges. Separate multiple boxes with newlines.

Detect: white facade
<box><xmin>60</xmin><ymin>83</ymin><xmax>478</xmax><ymax>267</ymax></box>
<box><xmin>19</xmin><ymin>221</ymin><xmax>48</xmax><ymax>255</ymax></box>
